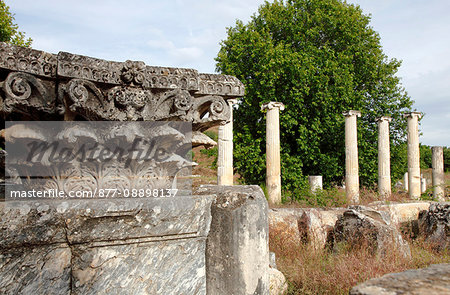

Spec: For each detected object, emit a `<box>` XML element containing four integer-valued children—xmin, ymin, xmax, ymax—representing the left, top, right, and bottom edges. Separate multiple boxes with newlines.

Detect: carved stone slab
<box><xmin>0</xmin><ymin>196</ymin><xmax>214</xmax><ymax>295</ymax></box>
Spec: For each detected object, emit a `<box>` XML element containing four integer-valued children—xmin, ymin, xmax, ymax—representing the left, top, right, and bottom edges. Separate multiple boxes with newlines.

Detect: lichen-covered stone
<box><xmin>269</xmin><ymin>207</ymin><xmax>344</xmax><ymax>249</ymax></box>
<box><xmin>0</xmin><ymin>245</ymin><xmax>71</xmax><ymax>295</ymax></box>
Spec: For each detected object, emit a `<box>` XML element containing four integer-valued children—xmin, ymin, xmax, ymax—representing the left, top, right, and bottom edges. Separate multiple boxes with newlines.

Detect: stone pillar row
<box><xmin>220</xmin><ymin>104</ymin><xmax>444</xmax><ymax>204</ymax></box>
<box><xmin>340</xmin><ymin>111</ymin><xmax>424</xmax><ymax>201</ymax></box>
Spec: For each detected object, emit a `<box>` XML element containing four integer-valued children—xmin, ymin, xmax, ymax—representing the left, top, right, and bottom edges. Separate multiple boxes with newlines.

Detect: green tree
<box><xmin>444</xmin><ymin>147</ymin><xmax>449</xmax><ymax>172</ymax></box>
<box><xmin>216</xmin><ymin>0</ymin><xmax>413</xmax><ymax>198</ymax></box>
<box><xmin>420</xmin><ymin>144</ymin><xmax>432</xmax><ymax>169</ymax></box>
<box><xmin>0</xmin><ymin>1</ymin><xmax>32</xmax><ymax>47</ymax></box>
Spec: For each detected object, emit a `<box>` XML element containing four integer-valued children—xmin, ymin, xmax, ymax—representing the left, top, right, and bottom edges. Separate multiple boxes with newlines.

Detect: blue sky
<box><xmin>9</xmin><ymin>0</ymin><xmax>449</xmax><ymax>147</ymax></box>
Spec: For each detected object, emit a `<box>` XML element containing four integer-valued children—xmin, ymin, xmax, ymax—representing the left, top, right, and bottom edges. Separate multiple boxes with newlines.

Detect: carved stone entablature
<box><xmin>0</xmin><ymin>42</ymin><xmax>244</xmax><ymax>130</ymax></box>
<box><xmin>0</xmin><ymin>43</ymin><xmax>57</xmax><ymax>78</ymax></box>
<box><xmin>197</xmin><ymin>73</ymin><xmax>245</xmax><ymax>97</ymax></box>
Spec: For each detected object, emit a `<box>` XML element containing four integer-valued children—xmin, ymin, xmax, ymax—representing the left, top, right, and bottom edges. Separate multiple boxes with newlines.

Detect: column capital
<box><xmin>261</xmin><ymin>101</ymin><xmax>285</xmax><ymax>111</ymax></box>
<box><xmin>342</xmin><ymin>110</ymin><xmax>361</xmax><ymax>117</ymax></box>
<box><xmin>403</xmin><ymin>112</ymin><xmax>422</xmax><ymax>119</ymax></box>
<box><xmin>226</xmin><ymin>98</ymin><xmax>238</xmax><ymax>106</ymax></box>
<box><xmin>375</xmin><ymin>116</ymin><xmax>392</xmax><ymax>123</ymax></box>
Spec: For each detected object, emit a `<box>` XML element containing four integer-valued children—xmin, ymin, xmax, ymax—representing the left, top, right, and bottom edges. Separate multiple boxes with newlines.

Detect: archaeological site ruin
<box><xmin>0</xmin><ymin>40</ymin><xmax>448</xmax><ymax>295</ymax></box>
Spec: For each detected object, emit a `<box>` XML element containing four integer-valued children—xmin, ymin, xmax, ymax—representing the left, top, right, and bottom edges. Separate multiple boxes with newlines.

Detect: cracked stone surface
<box><xmin>0</xmin><ymin>196</ymin><xmax>213</xmax><ymax>295</ymax></box>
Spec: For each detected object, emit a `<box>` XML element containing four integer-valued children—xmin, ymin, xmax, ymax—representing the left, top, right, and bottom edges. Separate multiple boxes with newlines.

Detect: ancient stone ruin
<box><xmin>0</xmin><ymin>42</ymin><xmax>270</xmax><ymax>295</ymax></box>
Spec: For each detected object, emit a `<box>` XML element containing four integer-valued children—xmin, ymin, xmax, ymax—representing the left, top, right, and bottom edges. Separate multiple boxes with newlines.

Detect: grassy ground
<box><xmin>270</xmin><ymin>222</ymin><xmax>450</xmax><ymax>295</ymax></box>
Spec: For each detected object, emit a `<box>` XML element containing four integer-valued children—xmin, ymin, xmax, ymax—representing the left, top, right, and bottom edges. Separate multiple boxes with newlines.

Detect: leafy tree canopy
<box><xmin>216</xmin><ymin>0</ymin><xmax>413</xmax><ymax>198</ymax></box>
<box><xmin>0</xmin><ymin>1</ymin><xmax>32</xmax><ymax>47</ymax></box>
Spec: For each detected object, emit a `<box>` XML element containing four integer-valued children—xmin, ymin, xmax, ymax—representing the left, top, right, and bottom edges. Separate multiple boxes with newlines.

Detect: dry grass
<box><xmin>269</xmin><ymin>222</ymin><xmax>450</xmax><ymax>295</ymax></box>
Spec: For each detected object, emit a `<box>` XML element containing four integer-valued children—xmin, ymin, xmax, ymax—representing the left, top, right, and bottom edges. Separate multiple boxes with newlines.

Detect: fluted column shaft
<box><xmin>376</xmin><ymin>116</ymin><xmax>392</xmax><ymax>198</ymax></box>
<box><xmin>403</xmin><ymin>112</ymin><xmax>422</xmax><ymax>199</ymax></box>
<box><xmin>432</xmin><ymin>146</ymin><xmax>445</xmax><ymax>201</ymax></box>
<box><xmin>343</xmin><ymin>110</ymin><xmax>361</xmax><ymax>204</ymax></box>
<box><xmin>217</xmin><ymin>99</ymin><xmax>237</xmax><ymax>185</ymax></box>
<box><xmin>262</xmin><ymin>102</ymin><xmax>285</xmax><ymax>204</ymax></box>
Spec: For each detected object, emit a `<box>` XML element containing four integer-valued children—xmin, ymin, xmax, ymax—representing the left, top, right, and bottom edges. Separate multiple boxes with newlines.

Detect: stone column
<box><xmin>432</xmin><ymin>146</ymin><xmax>445</xmax><ymax>201</ymax></box>
<box><xmin>404</xmin><ymin>172</ymin><xmax>409</xmax><ymax>192</ymax></box>
<box><xmin>261</xmin><ymin>102</ymin><xmax>285</xmax><ymax>204</ymax></box>
<box><xmin>421</xmin><ymin>175</ymin><xmax>427</xmax><ymax>193</ymax></box>
<box><xmin>217</xmin><ymin>99</ymin><xmax>238</xmax><ymax>185</ymax></box>
<box><xmin>343</xmin><ymin>110</ymin><xmax>361</xmax><ymax>204</ymax></box>
<box><xmin>376</xmin><ymin>116</ymin><xmax>392</xmax><ymax>198</ymax></box>
<box><xmin>403</xmin><ymin>112</ymin><xmax>422</xmax><ymax>199</ymax></box>
<box><xmin>308</xmin><ymin>176</ymin><xmax>323</xmax><ymax>194</ymax></box>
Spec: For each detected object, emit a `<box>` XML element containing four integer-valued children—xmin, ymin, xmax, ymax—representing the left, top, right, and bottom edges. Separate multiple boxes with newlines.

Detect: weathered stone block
<box><xmin>373</xmin><ymin>202</ymin><xmax>431</xmax><ymax>225</ymax></box>
<box><xmin>196</xmin><ymin>185</ymin><xmax>270</xmax><ymax>295</ymax></box>
<box><xmin>418</xmin><ymin>202</ymin><xmax>449</xmax><ymax>251</ymax></box>
<box><xmin>350</xmin><ymin>263</ymin><xmax>450</xmax><ymax>295</ymax></box>
<box><xmin>269</xmin><ymin>268</ymin><xmax>287</xmax><ymax>295</ymax></box>
<box><xmin>331</xmin><ymin>206</ymin><xmax>411</xmax><ymax>258</ymax></box>
<box><xmin>0</xmin><ymin>196</ymin><xmax>213</xmax><ymax>295</ymax></box>
<box><xmin>269</xmin><ymin>207</ymin><xmax>345</xmax><ymax>249</ymax></box>
<box><xmin>71</xmin><ymin>238</ymin><xmax>207</xmax><ymax>294</ymax></box>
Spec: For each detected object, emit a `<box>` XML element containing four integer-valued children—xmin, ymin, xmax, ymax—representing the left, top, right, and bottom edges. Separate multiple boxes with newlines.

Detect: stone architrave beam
<box><xmin>261</xmin><ymin>101</ymin><xmax>285</xmax><ymax>204</ymax></box>
<box><xmin>403</xmin><ymin>112</ymin><xmax>422</xmax><ymax>199</ymax></box>
<box><xmin>343</xmin><ymin>110</ymin><xmax>361</xmax><ymax>204</ymax></box>
<box><xmin>376</xmin><ymin>116</ymin><xmax>392</xmax><ymax>198</ymax></box>
<box><xmin>217</xmin><ymin>99</ymin><xmax>238</xmax><ymax>185</ymax></box>
<box><xmin>0</xmin><ymin>42</ymin><xmax>244</xmax><ymax>132</ymax></box>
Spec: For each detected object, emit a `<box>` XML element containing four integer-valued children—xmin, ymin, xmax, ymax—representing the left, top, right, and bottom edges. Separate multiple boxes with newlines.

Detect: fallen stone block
<box><xmin>350</xmin><ymin>263</ymin><xmax>450</xmax><ymax>295</ymax></box>
<box><xmin>372</xmin><ymin>201</ymin><xmax>431</xmax><ymax>226</ymax></box>
<box><xmin>418</xmin><ymin>202</ymin><xmax>449</xmax><ymax>251</ymax></box>
<box><xmin>298</xmin><ymin>208</ymin><xmax>344</xmax><ymax>250</ymax></box>
<box><xmin>331</xmin><ymin>206</ymin><xmax>411</xmax><ymax>258</ymax></box>
<box><xmin>269</xmin><ymin>207</ymin><xmax>344</xmax><ymax>249</ymax></box>
<box><xmin>269</xmin><ymin>268</ymin><xmax>288</xmax><ymax>295</ymax></box>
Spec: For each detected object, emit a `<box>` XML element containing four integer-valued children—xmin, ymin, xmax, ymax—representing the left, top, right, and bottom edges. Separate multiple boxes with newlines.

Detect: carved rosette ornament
<box><xmin>1</xmin><ymin>42</ymin><xmax>244</xmax><ymax>127</ymax></box>
<box><xmin>120</xmin><ymin>60</ymin><xmax>147</xmax><ymax>86</ymax></box>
